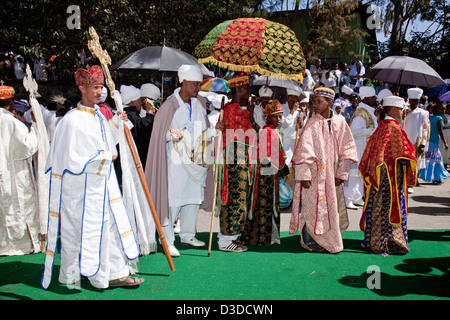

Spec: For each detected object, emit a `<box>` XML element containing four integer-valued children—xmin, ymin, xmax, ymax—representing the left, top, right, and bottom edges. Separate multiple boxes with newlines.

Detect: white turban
<box><xmin>178</xmin><ymin>64</ymin><xmax>203</xmax><ymax>83</ymax></box>
<box><xmin>359</xmin><ymin>86</ymin><xmax>376</xmax><ymax>100</ymax></box>
<box><xmin>141</xmin><ymin>83</ymin><xmax>160</xmax><ymax>100</ymax></box>
<box><xmin>377</xmin><ymin>88</ymin><xmax>393</xmax><ymax>103</ymax></box>
<box><xmin>259</xmin><ymin>86</ymin><xmax>273</xmax><ymax>98</ymax></box>
<box><xmin>341</xmin><ymin>85</ymin><xmax>353</xmax><ymax>96</ymax></box>
<box><xmin>286</xmin><ymin>87</ymin><xmax>301</xmax><ymax>96</ymax></box>
<box><xmin>407</xmin><ymin>88</ymin><xmax>423</xmax><ymax>99</ymax></box>
<box><xmin>383</xmin><ymin>96</ymin><xmax>406</xmax><ymax>109</ymax></box>
<box><xmin>120</xmin><ymin>85</ymin><xmax>141</xmax><ymax>105</ymax></box>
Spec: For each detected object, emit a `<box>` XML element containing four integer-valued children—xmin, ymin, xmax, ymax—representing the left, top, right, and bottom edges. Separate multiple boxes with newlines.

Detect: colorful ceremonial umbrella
<box><xmin>195</xmin><ymin>18</ymin><xmax>306</xmax><ymax>82</ymax></box>
<box><xmin>363</xmin><ymin>56</ymin><xmax>445</xmax><ymax>88</ymax></box>
<box><xmin>201</xmin><ymin>77</ymin><xmax>230</xmax><ymax>93</ymax></box>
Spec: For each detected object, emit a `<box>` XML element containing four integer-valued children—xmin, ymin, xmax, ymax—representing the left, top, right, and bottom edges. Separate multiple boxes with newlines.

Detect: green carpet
<box><xmin>0</xmin><ymin>230</ymin><xmax>449</xmax><ymax>301</ymax></box>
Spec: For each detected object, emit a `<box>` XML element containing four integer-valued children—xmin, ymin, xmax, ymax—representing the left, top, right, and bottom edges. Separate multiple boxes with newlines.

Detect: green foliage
<box><xmin>0</xmin><ymin>0</ymin><xmax>258</xmax><ymax>78</ymax></box>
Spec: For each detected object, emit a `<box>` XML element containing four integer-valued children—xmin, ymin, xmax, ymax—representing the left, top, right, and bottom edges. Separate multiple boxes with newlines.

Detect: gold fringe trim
<box><xmin>49</xmin><ymin>211</ymin><xmax>59</xmax><ymax>218</ymax></box>
<box><xmin>121</xmin><ymin>230</ymin><xmax>133</xmax><ymax>239</ymax></box>
<box><xmin>198</xmin><ymin>56</ymin><xmax>304</xmax><ymax>83</ymax></box>
<box><xmin>51</xmin><ymin>173</ymin><xmax>62</xmax><ymax>180</ymax></box>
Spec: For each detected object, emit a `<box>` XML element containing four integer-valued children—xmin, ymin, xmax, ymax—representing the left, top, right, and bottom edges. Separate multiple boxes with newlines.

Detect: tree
<box><xmin>364</xmin><ymin>0</ymin><xmax>437</xmax><ymax>55</ymax></box>
<box><xmin>403</xmin><ymin>0</ymin><xmax>450</xmax><ymax>78</ymax></box>
<box><xmin>0</xmin><ymin>0</ymin><xmax>258</xmax><ymax>80</ymax></box>
<box><xmin>364</xmin><ymin>0</ymin><xmax>448</xmax><ymax>77</ymax></box>
<box><xmin>300</xmin><ymin>0</ymin><xmax>364</xmax><ymax>62</ymax></box>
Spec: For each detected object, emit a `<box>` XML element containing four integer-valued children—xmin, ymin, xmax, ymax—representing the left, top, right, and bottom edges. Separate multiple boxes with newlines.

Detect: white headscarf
<box><xmin>259</xmin><ymin>86</ymin><xmax>273</xmax><ymax>98</ymax></box>
<box><xmin>349</xmin><ymin>60</ymin><xmax>365</xmax><ymax>77</ymax></box>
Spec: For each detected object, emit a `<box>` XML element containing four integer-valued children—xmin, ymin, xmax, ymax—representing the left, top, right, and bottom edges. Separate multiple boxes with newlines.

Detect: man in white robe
<box><xmin>41</xmin><ymin>66</ymin><xmax>142</xmax><ymax>289</ymax></box>
<box><xmin>145</xmin><ymin>65</ymin><xmax>219</xmax><ymax>257</ymax></box>
<box><xmin>280</xmin><ymin>87</ymin><xmax>301</xmax><ymax>169</ymax></box>
<box><xmin>0</xmin><ymin>85</ymin><xmax>40</xmax><ymax>256</ymax></box>
<box><xmin>344</xmin><ymin>86</ymin><xmax>379</xmax><ymax>209</ymax></box>
<box><xmin>334</xmin><ymin>85</ymin><xmax>353</xmax><ymax>112</ymax></box>
<box><xmin>404</xmin><ymin>88</ymin><xmax>429</xmax><ymax>193</ymax></box>
<box><xmin>253</xmin><ymin>86</ymin><xmax>273</xmax><ymax>129</ymax></box>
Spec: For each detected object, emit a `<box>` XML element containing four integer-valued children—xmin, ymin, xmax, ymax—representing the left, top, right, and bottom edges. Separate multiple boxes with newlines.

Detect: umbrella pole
<box><xmin>208</xmin><ymin>109</ymin><xmax>224</xmax><ymax>257</ymax></box>
<box><xmin>161</xmin><ymin>71</ymin><xmax>165</xmax><ymax>102</ymax></box>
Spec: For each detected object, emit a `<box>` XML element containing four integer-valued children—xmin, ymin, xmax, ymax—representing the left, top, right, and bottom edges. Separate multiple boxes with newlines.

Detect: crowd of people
<box><xmin>0</xmin><ymin>52</ymin><xmax>61</xmax><ymax>81</ymax></box>
<box><xmin>1</xmin><ymin>57</ymin><xmax>449</xmax><ymax>290</ymax></box>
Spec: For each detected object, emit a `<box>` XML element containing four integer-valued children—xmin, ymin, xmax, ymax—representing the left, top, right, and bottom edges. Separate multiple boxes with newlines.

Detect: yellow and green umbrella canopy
<box><xmin>195</xmin><ymin>18</ymin><xmax>306</xmax><ymax>82</ymax></box>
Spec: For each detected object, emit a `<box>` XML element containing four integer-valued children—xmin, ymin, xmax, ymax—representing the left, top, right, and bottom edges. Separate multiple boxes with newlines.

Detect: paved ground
<box><xmin>196</xmin><ymin>177</ymin><xmax>450</xmax><ymax>234</ymax></box>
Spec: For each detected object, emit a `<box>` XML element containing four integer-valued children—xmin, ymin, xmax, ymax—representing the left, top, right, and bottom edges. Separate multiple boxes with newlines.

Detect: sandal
<box><xmin>109</xmin><ymin>276</ymin><xmax>144</xmax><ymax>288</ymax></box>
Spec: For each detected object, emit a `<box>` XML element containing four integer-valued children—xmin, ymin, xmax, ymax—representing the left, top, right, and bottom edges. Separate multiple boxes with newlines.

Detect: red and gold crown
<box><xmin>227</xmin><ymin>74</ymin><xmax>250</xmax><ymax>88</ymax></box>
<box><xmin>0</xmin><ymin>85</ymin><xmax>15</xmax><ymax>100</ymax></box>
<box><xmin>74</xmin><ymin>65</ymin><xmax>104</xmax><ymax>86</ymax></box>
<box><xmin>263</xmin><ymin>99</ymin><xmax>283</xmax><ymax>118</ymax></box>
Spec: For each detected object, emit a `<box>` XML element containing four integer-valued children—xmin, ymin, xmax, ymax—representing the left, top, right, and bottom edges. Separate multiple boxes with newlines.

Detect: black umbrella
<box><xmin>112</xmin><ymin>45</ymin><xmax>213</xmax><ymax>74</ymax></box>
<box><xmin>364</xmin><ymin>56</ymin><xmax>445</xmax><ymax>88</ymax></box>
<box><xmin>112</xmin><ymin>45</ymin><xmax>214</xmax><ymax>99</ymax></box>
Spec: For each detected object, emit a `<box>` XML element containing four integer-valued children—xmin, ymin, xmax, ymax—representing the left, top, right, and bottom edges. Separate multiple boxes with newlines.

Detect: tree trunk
<box><xmin>389</xmin><ymin>0</ymin><xmax>405</xmax><ymax>55</ymax></box>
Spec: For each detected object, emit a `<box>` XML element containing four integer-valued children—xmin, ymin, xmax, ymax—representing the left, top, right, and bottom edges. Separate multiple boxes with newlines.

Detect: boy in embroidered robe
<box><xmin>289</xmin><ymin>87</ymin><xmax>358</xmax><ymax>253</ymax></box>
<box><xmin>241</xmin><ymin>100</ymin><xmax>288</xmax><ymax>246</ymax></box>
<box><xmin>217</xmin><ymin>75</ymin><xmax>257</xmax><ymax>252</ymax></box>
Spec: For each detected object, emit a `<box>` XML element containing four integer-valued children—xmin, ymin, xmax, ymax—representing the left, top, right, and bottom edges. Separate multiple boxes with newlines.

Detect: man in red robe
<box><xmin>358</xmin><ymin>96</ymin><xmax>417</xmax><ymax>256</ymax></box>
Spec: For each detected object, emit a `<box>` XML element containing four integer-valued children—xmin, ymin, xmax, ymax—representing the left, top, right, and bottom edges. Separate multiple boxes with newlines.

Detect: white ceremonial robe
<box><xmin>41</xmin><ymin>104</ymin><xmax>139</xmax><ymax>290</ymax></box>
<box><xmin>404</xmin><ymin>107</ymin><xmax>429</xmax><ymax>170</ymax></box>
<box><xmin>0</xmin><ymin>108</ymin><xmax>39</xmax><ymax>255</ymax></box>
<box><xmin>280</xmin><ymin>103</ymin><xmax>300</xmax><ymax>167</ymax></box>
<box><xmin>253</xmin><ymin>103</ymin><xmax>266</xmax><ymax>129</ymax></box>
<box><xmin>164</xmin><ymin>89</ymin><xmax>216</xmax><ymax>244</ymax></box>
<box><xmin>24</xmin><ymin>105</ymin><xmax>57</xmax><ymax>142</ymax></box>
<box><xmin>344</xmin><ymin>103</ymin><xmax>378</xmax><ymax>204</ymax></box>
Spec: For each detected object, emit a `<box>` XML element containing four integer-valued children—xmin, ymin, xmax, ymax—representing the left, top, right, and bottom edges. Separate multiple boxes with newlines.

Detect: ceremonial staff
<box><xmin>87</xmin><ymin>26</ymin><xmax>175</xmax><ymax>271</ymax></box>
<box><xmin>23</xmin><ymin>64</ymin><xmax>50</xmax><ymax>254</ymax></box>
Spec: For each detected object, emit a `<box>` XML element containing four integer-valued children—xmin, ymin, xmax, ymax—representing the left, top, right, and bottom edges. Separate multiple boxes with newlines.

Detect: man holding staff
<box><xmin>42</xmin><ymin>65</ymin><xmax>143</xmax><ymax>289</ymax></box>
<box><xmin>145</xmin><ymin>65</ymin><xmax>221</xmax><ymax>257</ymax></box>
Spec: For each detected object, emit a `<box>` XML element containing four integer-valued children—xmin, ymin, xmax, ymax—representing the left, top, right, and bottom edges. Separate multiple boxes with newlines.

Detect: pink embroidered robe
<box><xmin>289</xmin><ymin>113</ymin><xmax>358</xmax><ymax>253</ymax></box>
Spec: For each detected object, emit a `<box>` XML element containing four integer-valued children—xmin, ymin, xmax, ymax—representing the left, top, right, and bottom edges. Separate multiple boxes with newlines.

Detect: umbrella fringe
<box><xmin>199</xmin><ymin>56</ymin><xmax>303</xmax><ymax>83</ymax></box>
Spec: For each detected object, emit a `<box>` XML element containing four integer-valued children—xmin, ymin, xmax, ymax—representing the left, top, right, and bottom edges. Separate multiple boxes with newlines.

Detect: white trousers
<box><xmin>59</xmin><ymin>207</ymin><xmax>129</xmax><ymax>289</ymax></box>
<box><xmin>343</xmin><ymin>162</ymin><xmax>364</xmax><ymax>204</ymax></box>
<box><xmin>162</xmin><ymin>204</ymin><xmax>200</xmax><ymax>245</ymax></box>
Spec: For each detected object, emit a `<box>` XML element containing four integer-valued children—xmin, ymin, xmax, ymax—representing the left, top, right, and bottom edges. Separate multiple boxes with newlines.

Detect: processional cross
<box><xmin>23</xmin><ymin>64</ymin><xmax>39</xmax><ymax>99</ymax></box>
<box><xmin>87</xmin><ymin>27</ymin><xmax>115</xmax><ymax>93</ymax></box>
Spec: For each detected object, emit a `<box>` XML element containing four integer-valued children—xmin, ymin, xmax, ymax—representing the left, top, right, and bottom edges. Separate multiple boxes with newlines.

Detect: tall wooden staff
<box><xmin>87</xmin><ymin>27</ymin><xmax>174</xmax><ymax>271</ymax></box>
<box><xmin>207</xmin><ymin>103</ymin><xmax>224</xmax><ymax>257</ymax></box>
